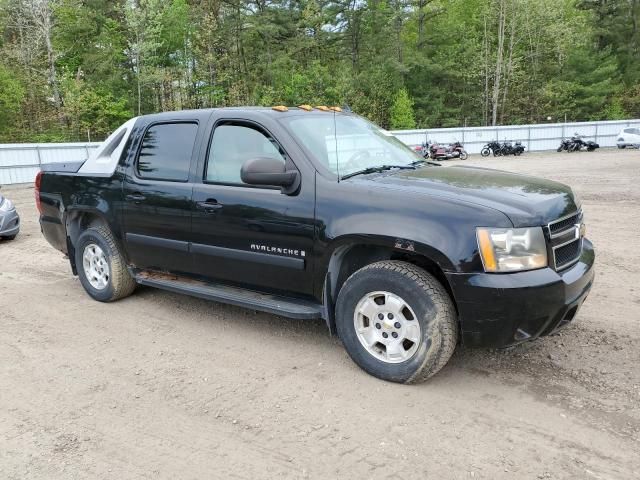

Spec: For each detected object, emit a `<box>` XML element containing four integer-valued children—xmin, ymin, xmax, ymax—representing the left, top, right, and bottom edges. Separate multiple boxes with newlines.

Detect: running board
<box><xmin>134</xmin><ymin>271</ymin><xmax>323</xmax><ymax>320</ymax></box>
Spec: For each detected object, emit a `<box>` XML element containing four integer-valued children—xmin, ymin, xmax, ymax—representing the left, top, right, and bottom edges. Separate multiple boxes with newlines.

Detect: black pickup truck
<box><xmin>37</xmin><ymin>107</ymin><xmax>595</xmax><ymax>383</ymax></box>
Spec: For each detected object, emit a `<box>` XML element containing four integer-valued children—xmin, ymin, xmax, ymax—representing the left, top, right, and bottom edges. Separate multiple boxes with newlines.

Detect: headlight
<box><xmin>476</xmin><ymin>227</ymin><xmax>547</xmax><ymax>272</ymax></box>
<box><xmin>0</xmin><ymin>198</ymin><xmax>14</xmax><ymax>212</ymax></box>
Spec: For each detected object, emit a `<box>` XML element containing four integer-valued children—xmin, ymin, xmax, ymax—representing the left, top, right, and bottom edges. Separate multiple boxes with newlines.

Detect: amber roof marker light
<box><xmin>272</xmin><ymin>105</ymin><xmax>342</xmax><ymax>112</ymax></box>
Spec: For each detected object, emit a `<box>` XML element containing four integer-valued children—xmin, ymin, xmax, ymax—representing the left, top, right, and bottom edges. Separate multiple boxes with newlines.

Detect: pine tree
<box><xmin>390</xmin><ymin>88</ymin><xmax>417</xmax><ymax>129</ymax></box>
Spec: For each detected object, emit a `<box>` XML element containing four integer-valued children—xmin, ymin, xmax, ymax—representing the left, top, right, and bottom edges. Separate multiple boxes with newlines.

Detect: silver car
<box><xmin>0</xmin><ymin>194</ymin><xmax>20</xmax><ymax>240</ymax></box>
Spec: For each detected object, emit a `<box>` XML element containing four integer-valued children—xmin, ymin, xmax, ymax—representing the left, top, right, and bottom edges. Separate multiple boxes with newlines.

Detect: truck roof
<box><xmin>137</xmin><ymin>106</ymin><xmax>349</xmax><ymax>121</ymax></box>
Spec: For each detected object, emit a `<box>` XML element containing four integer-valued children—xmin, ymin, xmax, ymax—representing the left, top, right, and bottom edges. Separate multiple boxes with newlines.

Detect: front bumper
<box><xmin>446</xmin><ymin>238</ymin><xmax>595</xmax><ymax>348</ymax></box>
<box><xmin>0</xmin><ymin>208</ymin><xmax>20</xmax><ymax>237</ymax></box>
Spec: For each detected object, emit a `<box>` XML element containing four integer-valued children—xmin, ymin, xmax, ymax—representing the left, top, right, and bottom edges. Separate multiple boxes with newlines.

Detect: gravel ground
<box><xmin>1</xmin><ymin>148</ymin><xmax>639</xmax><ymax>479</ymax></box>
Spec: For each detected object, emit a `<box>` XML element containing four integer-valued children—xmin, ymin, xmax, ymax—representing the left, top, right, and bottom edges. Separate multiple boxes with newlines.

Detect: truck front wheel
<box><xmin>336</xmin><ymin>261</ymin><xmax>458</xmax><ymax>384</ymax></box>
<box><xmin>75</xmin><ymin>225</ymin><xmax>136</xmax><ymax>302</ymax></box>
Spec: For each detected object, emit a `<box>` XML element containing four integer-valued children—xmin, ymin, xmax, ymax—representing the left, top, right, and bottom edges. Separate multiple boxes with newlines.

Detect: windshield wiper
<box><xmin>341</xmin><ymin>164</ymin><xmax>415</xmax><ymax>180</ymax></box>
<box><xmin>410</xmin><ymin>159</ymin><xmax>440</xmax><ymax>167</ymax></box>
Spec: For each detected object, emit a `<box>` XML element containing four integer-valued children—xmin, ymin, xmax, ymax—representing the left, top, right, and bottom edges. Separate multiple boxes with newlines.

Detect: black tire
<box><xmin>480</xmin><ymin>147</ymin><xmax>490</xmax><ymax>157</ymax></box>
<box><xmin>618</xmin><ymin>144</ymin><xmax>625</xmax><ymax>149</ymax></box>
<box><xmin>557</xmin><ymin>146</ymin><xmax>563</xmax><ymax>152</ymax></box>
<box><xmin>335</xmin><ymin>261</ymin><xmax>458</xmax><ymax>384</ymax></box>
<box><xmin>2</xmin><ymin>234</ymin><xmax>17</xmax><ymax>240</ymax></box>
<box><xmin>459</xmin><ymin>150</ymin><xmax>468</xmax><ymax>160</ymax></box>
<box><xmin>75</xmin><ymin>225</ymin><xmax>136</xmax><ymax>302</ymax></box>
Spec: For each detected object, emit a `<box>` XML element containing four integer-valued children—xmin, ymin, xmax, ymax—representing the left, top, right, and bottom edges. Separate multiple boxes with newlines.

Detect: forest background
<box><xmin>0</xmin><ymin>0</ymin><xmax>638</xmax><ymax>142</ymax></box>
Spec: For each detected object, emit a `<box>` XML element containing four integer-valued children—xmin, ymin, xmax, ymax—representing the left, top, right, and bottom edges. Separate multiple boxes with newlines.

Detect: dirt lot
<box><xmin>1</xmin><ymin>148</ymin><xmax>639</xmax><ymax>479</ymax></box>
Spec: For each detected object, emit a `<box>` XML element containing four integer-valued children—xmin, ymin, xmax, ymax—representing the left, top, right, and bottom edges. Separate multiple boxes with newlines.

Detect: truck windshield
<box><xmin>283</xmin><ymin>114</ymin><xmax>423</xmax><ymax>178</ymax></box>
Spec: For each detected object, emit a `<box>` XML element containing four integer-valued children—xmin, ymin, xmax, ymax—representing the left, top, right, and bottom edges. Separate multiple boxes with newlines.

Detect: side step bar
<box><xmin>134</xmin><ymin>271</ymin><xmax>323</xmax><ymax>320</ymax></box>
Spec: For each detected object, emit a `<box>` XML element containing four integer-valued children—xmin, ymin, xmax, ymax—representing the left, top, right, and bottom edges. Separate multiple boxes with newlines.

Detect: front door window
<box><xmin>206</xmin><ymin>124</ymin><xmax>286</xmax><ymax>185</ymax></box>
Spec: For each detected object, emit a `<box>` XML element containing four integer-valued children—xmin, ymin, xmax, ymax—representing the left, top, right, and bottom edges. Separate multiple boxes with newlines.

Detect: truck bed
<box><xmin>41</xmin><ymin>161</ymin><xmax>86</xmax><ymax>173</ymax></box>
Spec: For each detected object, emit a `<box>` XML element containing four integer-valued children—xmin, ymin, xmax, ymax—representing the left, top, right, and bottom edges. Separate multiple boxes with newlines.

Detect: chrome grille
<box><xmin>548</xmin><ymin>211</ymin><xmax>583</xmax><ymax>270</ymax></box>
<box><xmin>554</xmin><ymin>239</ymin><xmax>582</xmax><ymax>268</ymax></box>
<box><xmin>549</xmin><ymin>212</ymin><xmax>581</xmax><ymax>237</ymax></box>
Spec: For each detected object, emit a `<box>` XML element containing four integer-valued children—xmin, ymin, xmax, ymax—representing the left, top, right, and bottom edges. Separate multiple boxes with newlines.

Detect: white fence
<box><xmin>393</xmin><ymin>119</ymin><xmax>640</xmax><ymax>153</ymax></box>
<box><xmin>1</xmin><ymin>119</ymin><xmax>639</xmax><ymax>185</ymax></box>
<box><xmin>0</xmin><ymin>143</ymin><xmax>100</xmax><ymax>185</ymax></box>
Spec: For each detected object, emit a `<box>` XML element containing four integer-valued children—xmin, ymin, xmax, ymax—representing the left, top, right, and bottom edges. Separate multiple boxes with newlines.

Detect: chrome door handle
<box><xmin>196</xmin><ymin>200</ymin><xmax>223</xmax><ymax>213</ymax></box>
<box><xmin>126</xmin><ymin>193</ymin><xmax>146</xmax><ymax>203</ymax></box>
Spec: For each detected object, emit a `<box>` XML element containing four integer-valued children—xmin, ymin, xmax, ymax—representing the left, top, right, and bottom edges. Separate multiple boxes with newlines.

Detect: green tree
<box><xmin>0</xmin><ymin>0</ymin><xmax>638</xmax><ymax>142</ymax></box>
<box><xmin>0</xmin><ymin>65</ymin><xmax>25</xmax><ymax>134</ymax></box>
<box><xmin>61</xmin><ymin>75</ymin><xmax>131</xmax><ymax>140</ymax></box>
<box><xmin>390</xmin><ymin>88</ymin><xmax>417</xmax><ymax>129</ymax></box>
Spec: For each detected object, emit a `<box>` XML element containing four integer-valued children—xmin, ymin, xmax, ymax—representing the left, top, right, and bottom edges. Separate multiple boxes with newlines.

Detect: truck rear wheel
<box><xmin>335</xmin><ymin>261</ymin><xmax>458</xmax><ymax>384</ymax></box>
<box><xmin>75</xmin><ymin>225</ymin><xmax>136</xmax><ymax>302</ymax></box>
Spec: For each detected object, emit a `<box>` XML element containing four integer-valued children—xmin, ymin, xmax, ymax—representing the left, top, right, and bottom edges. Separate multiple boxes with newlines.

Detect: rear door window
<box><xmin>137</xmin><ymin>122</ymin><xmax>198</xmax><ymax>181</ymax></box>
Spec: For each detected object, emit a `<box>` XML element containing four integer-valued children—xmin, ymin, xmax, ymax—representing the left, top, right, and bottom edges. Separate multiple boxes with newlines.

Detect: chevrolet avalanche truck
<box><xmin>37</xmin><ymin>107</ymin><xmax>595</xmax><ymax>383</ymax></box>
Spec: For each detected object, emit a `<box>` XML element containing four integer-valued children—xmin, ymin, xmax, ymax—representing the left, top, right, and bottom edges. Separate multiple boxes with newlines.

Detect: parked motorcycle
<box><xmin>512</xmin><ymin>141</ymin><xmax>525</xmax><ymax>155</ymax></box>
<box><xmin>448</xmin><ymin>141</ymin><xmax>469</xmax><ymax>160</ymax></box>
<box><xmin>423</xmin><ymin>141</ymin><xmax>465</xmax><ymax>160</ymax></box>
<box><xmin>481</xmin><ymin>140</ymin><xmax>524</xmax><ymax>156</ymax></box>
<box><xmin>557</xmin><ymin>133</ymin><xmax>599</xmax><ymax>152</ymax></box>
<box><xmin>417</xmin><ymin>141</ymin><xmax>467</xmax><ymax>160</ymax></box>
<box><xmin>480</xmin><ymin>141</ymin><xmax>502</xmax><ymax>157</ymax></box>
<box><xmin>557</xmin><ymin>138</ymin><xmax>571</xmax><ymax>152</ymax></box>
<box><xmin>498</xmin><ymin>141</ymin><xmax>525</xmax><ymax>156</ymax></box>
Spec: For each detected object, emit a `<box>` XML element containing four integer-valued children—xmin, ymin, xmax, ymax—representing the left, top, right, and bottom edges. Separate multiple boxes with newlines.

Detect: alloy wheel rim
<box><xmin>82</xmin><ymin>243</ymin><xmax>110</xmax><ymax>290</ymax></box>
<box><xmin>353</xmin><ymin>291</ymin><xmax>421</xmax><ymax>363</ymax></box>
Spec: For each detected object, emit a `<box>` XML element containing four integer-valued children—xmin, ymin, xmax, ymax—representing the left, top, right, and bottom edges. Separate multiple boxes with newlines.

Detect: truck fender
<box><xmin>319</xmin><ymin>237</ymin><xmax>456</xmax><ymax>334</ymax></box>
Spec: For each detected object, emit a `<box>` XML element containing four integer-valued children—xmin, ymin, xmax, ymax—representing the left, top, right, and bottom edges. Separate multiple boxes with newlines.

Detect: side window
<box><xmin>206</xmin><ymin>124</ymin><xmax>285</xmax><ymax>184</ymax></box>
<box><xmin>137</xmin><ymin>123</ymin><xmax>198</xmax><ymax>181</ymax></box>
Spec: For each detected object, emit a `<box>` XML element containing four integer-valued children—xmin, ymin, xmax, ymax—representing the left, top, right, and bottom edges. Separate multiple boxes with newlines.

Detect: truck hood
<box><xmin>364</xmin><ymin>165</ymin><xmax>579</xmax><ymax>227</ymax></box>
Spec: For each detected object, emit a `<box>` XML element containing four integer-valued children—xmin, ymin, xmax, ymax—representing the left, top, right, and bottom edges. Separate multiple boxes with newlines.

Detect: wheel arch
<box><xmin>65</xmin><ymin>208</ymin><xmax>116</xmax><ymax>275</ymax></box>
<box><xmin>321</xmin><ymin>238</ymin><xmax>457</xmax><ymax>334</ymax></box>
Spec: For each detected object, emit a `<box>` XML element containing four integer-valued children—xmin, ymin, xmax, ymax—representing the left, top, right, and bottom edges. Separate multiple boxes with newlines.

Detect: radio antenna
<box><xmin>334</xmin><ymin>109</ymin><xmax>340</xmax><ymax>182</ymax></box>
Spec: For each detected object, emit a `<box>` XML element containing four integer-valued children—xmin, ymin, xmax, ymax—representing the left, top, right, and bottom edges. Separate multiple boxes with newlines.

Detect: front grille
<box><xmin>548</xmin><ymin>211</ymin><xmax>583</xmax><ymax>270</ymax></box>
<box><xmin>549</xmin><ymin>212</ymin><xmax>580</xmax><ymax>236</ymax></box>
<box><xmin>554</xmin><ymin>239</ymin><xmax>582</xmax><ymax>269</ymax></box>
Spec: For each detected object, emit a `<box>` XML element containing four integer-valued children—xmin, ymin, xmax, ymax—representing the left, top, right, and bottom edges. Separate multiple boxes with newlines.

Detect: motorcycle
<box><xmin>500</xmin><ymin>141</ymin><xmax>515</xmax><ymax>155</ymax></box>
<box><xmin>416</xmin><ymin>141</ymin><xmax>467</xmax><ymax>160</ymax></box>
<box><xmin>424</xmin><ymin>141</ymin><xmax>465</xmax><ymax>160</ymax></box>
<box><xmin>448</xmin><ymin>141</ymin><xmax>469</xmax><ymax>160</ymax></box>
<box><xmin>480</xmin><ymin>141</ymin><xmax>502</xmax><ymax>157</ymax></box>
<box><xmin>557</xmin><ymin>133</ymin><xmax>599</xmax><ymax>152</ymax></box>
<box><xmin>497</xmin><ymin>141</ymin><xmax>525</xmax><ymax>156</ymax></box>
<box><xmin>557</xmin><ymin>138</ymin><xmax>571</xmax><ymax>152</ymax></box>
<box><xmin>513</xmin><ymin>141</ymin><xmax>525</xmax><ymax>155</ymax></box>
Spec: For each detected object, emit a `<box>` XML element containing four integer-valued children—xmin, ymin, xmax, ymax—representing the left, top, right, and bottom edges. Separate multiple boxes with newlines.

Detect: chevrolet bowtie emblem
<box><xmin>577</xmin><ymin>223</ymin><xmax>586</xmax><ymax>238</ymax></box>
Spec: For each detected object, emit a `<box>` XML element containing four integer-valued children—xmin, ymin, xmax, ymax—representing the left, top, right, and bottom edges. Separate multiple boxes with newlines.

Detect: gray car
<box><xmin>0</xmin><ymin>194</ymin><xmax>20</xmax><ymax>240</ymax></box>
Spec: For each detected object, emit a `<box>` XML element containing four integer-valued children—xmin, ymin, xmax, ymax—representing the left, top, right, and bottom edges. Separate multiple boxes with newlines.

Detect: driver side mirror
<box><xmin>240</xmin><ymin>157</ymin><xmax>299</xmax><ymax>193</ymax></box>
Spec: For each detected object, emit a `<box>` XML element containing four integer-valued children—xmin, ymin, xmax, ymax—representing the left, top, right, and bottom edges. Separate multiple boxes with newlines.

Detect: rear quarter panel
<box><xmin>40</xmin><ymin>172</ymin><xmax>124</xmax><ymax>253</ymax></box>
